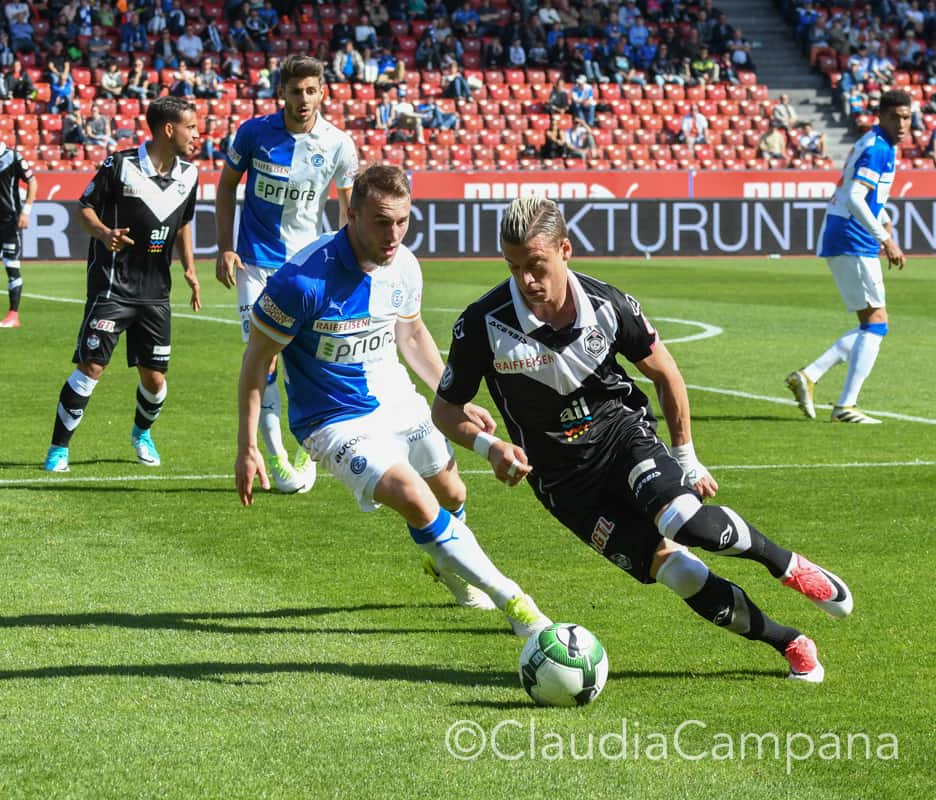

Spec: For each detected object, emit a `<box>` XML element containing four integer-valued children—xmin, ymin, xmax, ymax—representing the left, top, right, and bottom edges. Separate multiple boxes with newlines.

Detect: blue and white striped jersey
<box><xmin>250</xmin><ymin>228</ymin><xmax>423</xmax><ymax>442</ymax></box>
<box><xmin>819</xmin><ymin>125</ymin><xmax>896</xmax><ymax>258</ymax></box>
<box><xmin>226</xmin><ymin>110</ymin><xmax>358</xmax><ymax>269</ymax></box>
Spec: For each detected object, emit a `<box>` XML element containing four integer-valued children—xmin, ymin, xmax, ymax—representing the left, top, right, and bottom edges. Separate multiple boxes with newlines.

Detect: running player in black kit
<box><xmin>433</xmin><ymin>197</ymin><xmax>854</xmax><ymax>684</ymax></box>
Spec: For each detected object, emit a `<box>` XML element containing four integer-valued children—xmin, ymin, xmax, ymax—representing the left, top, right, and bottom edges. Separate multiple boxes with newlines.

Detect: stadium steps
<box><xmin>716</xmin><ymin>0</ymin><xmax>853</xmax><ymax>166</ymax></box>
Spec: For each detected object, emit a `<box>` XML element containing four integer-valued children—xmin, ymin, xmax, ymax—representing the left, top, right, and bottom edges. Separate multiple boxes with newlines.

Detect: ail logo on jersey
<box><xmin>316</xmin><ymin>328</ymin><xmax>395</xmax><ymax>364</ymax></box>
<box><xmin>254</xmin><ymin>175</ymin><xmax>316</xmax><ymax>206</ymax></box>
<box><xmin>148</xmin><ymin>225</ymin><xmax>169</xmax><ymax>254</ymax></box>
<box><xmin>590</xmin><ymin>516</ymin><xmax>614</xmax><ymax>553</ymax></box>
<box><xmin>583</xmin><ymin>328</ymin><xmax>609</xmax><ymax>360</ymax></box>
<box><xmin>259</xmin><ymin>294</ymin><xmax>296</xmax><ymax>327</ymax></box>
<box><xmin>89</xmin><ymin>318</ymin><xmax>115</xmax><ymax>333</ymax></box>
<box><xmin>560</xmin><ymin>397</ymin><xmax>592</xmax><ymax>440</ymax></box>
<box><xmin>251</xmin><ymin>157</ymin><xmax>291</xmax><ymax>178</ymax></box>
<box><xmin>312</xmin><ymin>317</ymin><xmax>370</xmax><ymax>334</ymax></box>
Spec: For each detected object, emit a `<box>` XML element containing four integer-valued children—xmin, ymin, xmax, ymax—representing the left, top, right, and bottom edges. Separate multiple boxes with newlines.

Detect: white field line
<box><xmin>2</xmin><ymin>461</ymin><xmax>935</xmax><ymax>487</ymax></box>
<box><xmin>14</xmin><ymin>291</ymin><xmax>936</xmax><ymax>424</ymax></box>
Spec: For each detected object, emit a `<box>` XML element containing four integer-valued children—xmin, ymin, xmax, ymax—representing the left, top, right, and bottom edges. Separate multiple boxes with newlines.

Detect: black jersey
<box><xmin>439</xmin><ymin>270</ymin><xmax>660</xmax><ymax>505</ymax></box>
<box><xmin>79</xmin><ymin>143</ymin><xmax>198</xmax><ymax>303</ymax></box>
<box><xmin>0</xmin><ymin>145</ymin><xmax>33</xmax><ymax>223</ymax></box>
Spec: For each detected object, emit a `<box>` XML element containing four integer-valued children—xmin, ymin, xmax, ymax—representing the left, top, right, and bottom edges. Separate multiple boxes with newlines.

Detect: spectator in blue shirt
<box><xmin>570</xmin><ymin>75</ymin><xmax>596</xmax><ymax>126</ymax></box>
<box><xmin>120</xmin><ymin>13</ymin><xmax>149</xmax><ymax>54</ymax></box>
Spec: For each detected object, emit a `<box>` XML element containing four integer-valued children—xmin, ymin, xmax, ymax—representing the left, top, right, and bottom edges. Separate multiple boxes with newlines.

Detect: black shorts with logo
<box><xmin>545</xmin><ymin>427</ymin><xmax>697</xmax><ymax>584</ymax></box>
<box><xmin>0</xmin><ymin>221</ymin><xmax>22</xmax><ymax>258</ymax></box>
<box><xmin>72</xmin><ymin>295</ymin><xmax>171</xmax><ymax>371</ymax></box>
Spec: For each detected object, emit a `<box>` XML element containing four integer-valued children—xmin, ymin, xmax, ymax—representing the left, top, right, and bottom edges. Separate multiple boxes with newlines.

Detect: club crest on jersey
<box><xmin>85</xmin><ymin>334</ymin><xmax>100</xmax><ymax>350</ymax></box>
<box><xmin>583</xmin><ymin>327</ymin><xmax>608</xmax><ymax>360</ymax></box>
<box><xmin>259</xmin><ymin>294</ymin><xmax>295</xmax><ymax>327</ymax></box>
<box><xmin>590</xmin><ymin>517</ymin><xmax>614</xmax><ymax>553</ymax></box>
<box><xmin>609</xmin><ymin>553</ymin><xmax>633</xmax><ymax>571</ymax></box>
<box><xmin>311</xmin><ymin>153</ymin><xmax>325</xmax><ymax>168</ymax></box>
<box><xmin>560</xmin><ymin>397</ymin><xmax>592</xmax><ymax>440</ymax></box>
<box><xmin>148</xmin><ymin>225</ymin><xmax>169</xmax><ymax>254</ymax></box>
<box><xmin>391</xmin><ymin>288</ymin><xmax>404</xmax><ymax>308</ymax></box>
<box><xmin>350</xmin><ymin>456</ymin><xmax>367</xmax><ymax>475</ymax></box>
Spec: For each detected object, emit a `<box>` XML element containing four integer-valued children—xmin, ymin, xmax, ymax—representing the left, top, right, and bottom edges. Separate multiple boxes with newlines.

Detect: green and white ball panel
<box><xmin>519</xmin><ymin>623</ymin><xmax>609</xmax><ymax>707</ymax></box>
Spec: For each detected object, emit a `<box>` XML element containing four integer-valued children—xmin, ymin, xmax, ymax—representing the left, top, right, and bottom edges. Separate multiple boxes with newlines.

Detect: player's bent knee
<box><xmin>656</xmin><ymin>493</ymin><xmax>702</xmax><ymax>538</ymax></box>
<box><xmin>654</xmin><ymin>548</ymin><xmax>709</xmax><ymax>599</ymax></box>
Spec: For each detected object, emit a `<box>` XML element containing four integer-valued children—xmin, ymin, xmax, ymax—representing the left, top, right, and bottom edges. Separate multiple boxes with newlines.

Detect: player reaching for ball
<box><xmin>433</xmin><ymin>196</ymin><xmax>854</xmax><ymax>683</ymax></box>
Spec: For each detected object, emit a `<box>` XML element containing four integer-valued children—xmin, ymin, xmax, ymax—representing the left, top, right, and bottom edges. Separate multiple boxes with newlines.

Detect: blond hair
<box><xmin>499</xmin><ymin>197</ymin><xmax>568</xmax><ymax>249</ymax></box>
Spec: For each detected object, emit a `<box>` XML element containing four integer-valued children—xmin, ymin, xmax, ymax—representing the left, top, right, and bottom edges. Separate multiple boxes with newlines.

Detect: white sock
<box><xmin>259</xmin><ymin>379</ymin><xmax>287</xmax><ymax>459</ymax></box>
<box><xmin>411</xmin><ymin>510</ymin><xmax>521</xmax><ymax>608</ymax></box>
<box><xmin>838</xmin><ymin>329</ymin><xmax>883</xmax><ymax>407</ymax></box>
<box><xmin>803</xmin><ymin>327</ymin><xmax>860</xmax><ymax>384</ymax></box>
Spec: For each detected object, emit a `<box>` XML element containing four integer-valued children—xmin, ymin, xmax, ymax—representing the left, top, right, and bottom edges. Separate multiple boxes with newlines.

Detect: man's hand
<box><xmin>216</xmin><ymin>249</ymin><xmax>243</xmax><ymax>288</ymax></box>
<box><xmin>104</xmin><ymin>227</ymin><xmax>134</xmax><ymax>252</ymax></box>
<box><xmin>17</xmin><ymin>211</ymin><xmax>29</xmax><ymax>230</ymax></box>
<box><xmin>235</xmin><ymin>445</ymin><xmax>270</xmax><ymax>506</ymax></box>
<box><xmin>188</xmin><ymin>279</ymin><xmax>202</xmax><ymax>311</ymax></box>
<box><xmin>882</xmin><ymin>238</ymin><xmax>905</xmax><ymax>270</ymax></box>
<box><xmin>671</xmin><ymin>442</ymin><xmax>718</xmax><ymax>499</ymax></box>
<box><xmin>489</xmin><ymin>440</ymin><xmax>531</xmax><ymax>487</ymax></box>
<box><xmin>464</xmin><ymin>402</ymin><xmax>496</xmax><ymax>434</ymax></box>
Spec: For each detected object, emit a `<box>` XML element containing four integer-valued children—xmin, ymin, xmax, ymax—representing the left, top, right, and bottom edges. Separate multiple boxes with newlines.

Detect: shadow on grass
<box><xmin>0</xmin><ymin>604</ymin><xmax>508</xmax><ymax>637</ymax></box>
<box><xmin>0</xmin><ymin>660</ymin><xmax>520</xmax><ymax>687</ymax></box>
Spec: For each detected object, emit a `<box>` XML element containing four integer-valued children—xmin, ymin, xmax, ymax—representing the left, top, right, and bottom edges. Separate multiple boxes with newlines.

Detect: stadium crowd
<box><xmin>782</xmin><ymin>0</ymin><xmax>936</xmax><ymax>162</ymax></box>
<box><xmin>0</xmin><ymin>0</ymin><xmax>926</xmax><ymax>170</ymax></box>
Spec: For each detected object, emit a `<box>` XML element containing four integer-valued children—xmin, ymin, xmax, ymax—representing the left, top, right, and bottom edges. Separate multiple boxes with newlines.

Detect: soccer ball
<box><xmin>519</xmin><ymin>623</ymin><xmax>608</xmax><ymax>707</ymax></box>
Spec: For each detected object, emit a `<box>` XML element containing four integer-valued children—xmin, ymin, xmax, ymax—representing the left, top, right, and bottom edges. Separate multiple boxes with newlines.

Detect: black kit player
<box><xmin>44</xmin><ymin>96</ymin><xmax>201</xmax><ymax>472</ymax></box>
<box><xmin>433</xmin><ymin>196</ymin><xmax>854</xmax><ymax>684</ymax></box>
<box><xmin>0</xmin><ymin>140</ymin><xmax>38</xmax><ymax>328</ymax></box>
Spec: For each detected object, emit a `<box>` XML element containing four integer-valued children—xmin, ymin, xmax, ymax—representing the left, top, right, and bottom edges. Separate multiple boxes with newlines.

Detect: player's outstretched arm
<box><xmin>634</xmin><ymin>340</ymin><xmax>718</xmax><ymax>498</ymax></box>
<box><xmin>175</xmin><ymin>222</ymin><xmax>200</xmax><ymax>311</ymax></box>
<box><xmin>78</xmin><ymin>206</ymin><xmax>135</xmax><ymax>251</ymax></box>
<box><xmin>236</xmin><ymin>327</ymin><xmax>284</xmax><ymax>505</ymax></box>
<box><xmin>215</xmin><ymin>164</ymin><xmax>244</xmax><ymax>289</ymax></box>
<box><xmin>432</xmin><ymin>395</ymin><xmax>529</xmax><ymax>486</ymax></box>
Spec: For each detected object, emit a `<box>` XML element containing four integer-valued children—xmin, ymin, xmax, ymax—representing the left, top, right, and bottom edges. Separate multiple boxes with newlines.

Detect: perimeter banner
<box><xmin>25</xmin><ymin>199</ymin><xmax>936</xmax><ymax>259</ymax></box>
<box><xmin>35</xmin><ymin>169</ymin><xmax>936</xmax><ymax>202</ymax></box>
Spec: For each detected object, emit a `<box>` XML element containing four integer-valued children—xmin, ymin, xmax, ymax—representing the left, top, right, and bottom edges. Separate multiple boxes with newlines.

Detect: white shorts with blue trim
<box><xmin>826</xmin><ymin>254</ymin><xmax>886</xmax><ymax>312</ymax></box>
<box><xmin>299</xmin><ymin>393</ymin><xmax>453</xmax><ymax>512</ymax></box>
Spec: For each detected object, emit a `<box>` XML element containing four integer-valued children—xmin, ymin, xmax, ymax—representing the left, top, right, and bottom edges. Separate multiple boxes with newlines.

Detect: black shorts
<box><xmin>546</xmin><ymin>427</ymin><xmax>697</xmax><ymax>584</ymax></box>
<box><xmin>0</xmin><ymin>222</ymin><xmax>21</xmax><ymax>260</ymax></box>
<box><xmin>72</xmin><ymin>295</ymin><xmax>172</xmax><ymax>371</ymax></box>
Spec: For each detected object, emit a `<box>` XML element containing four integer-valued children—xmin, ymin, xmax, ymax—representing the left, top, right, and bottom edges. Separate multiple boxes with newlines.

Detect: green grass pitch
<box><xmin>0</xmin><ymin>256</ymin><xmax>933</xmax><ymax>799</ymax></box>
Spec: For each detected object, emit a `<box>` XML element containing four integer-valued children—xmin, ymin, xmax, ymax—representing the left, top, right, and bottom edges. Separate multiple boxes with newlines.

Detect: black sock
<box><xmin>51</xmin><ymin>375</ymin><xmax>95</xmax><ymax>447</ymax></box>
<box><xmin>134</xmin><ymin>383</ymin><xmax>165</xmax><ymax>430</ymax></box>
<box><xmin>5</xmin><ymin>266</ymin><xmax>21</xmax><ymax>311</ymax></box>
<box><xmin>684</xmin><ymin>571</ymin><xmax>800</xmax><ymax>654</ymax></box>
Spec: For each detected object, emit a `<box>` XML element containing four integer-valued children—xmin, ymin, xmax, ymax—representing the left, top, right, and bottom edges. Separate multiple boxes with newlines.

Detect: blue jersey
<box><xmin>250</xmin><ymin>229</ymin><xmax>423</xmax><ymax>443</ymax></box>
<box><xmin>226</xmin><ymin>111</ymin><xmax>358</xmax><ymax>270</ymax></box>
<box><xmin>819</xmin><ymin>126</ymin><xmax>896</xmax><ymax>258</ymax></box>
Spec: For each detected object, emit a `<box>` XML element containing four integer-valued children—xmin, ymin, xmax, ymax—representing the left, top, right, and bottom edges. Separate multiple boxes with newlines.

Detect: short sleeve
<box><xmin>15</xmin><ymin>152</ymin><xmax>33</xmax><ymax>183</ymax></box>
<box><xmin>250</xmin><ymin>263</ymin><xmax>315</xmax><ymax>345</ymax></box>
<box><xmin>225</xmin><ymin>120</ymin><xmax>251</xmax><ymax>173</ymax></box>
<box><xmin>853</xmin><ymin>141</ymin><xmax>888</xmax><ymax>189</ymax></box>
<box><xmin>79</xmin><ymin>155</ymin><xmax>118</xmax><ymax>213</ymax></box>
<box><xmin>610</xmin><ymin>288</ymin><xmax>658</xmax><ymax>364</ymax></box>
<box><xmin>437</xmin><ymin>304</ymin><xmax>490</xmax><ymax>404</ymax></box>
<box><xmin>333</xmin><ymin>134</ymin><xmax>359</xmax><ymax>190</ymax></box>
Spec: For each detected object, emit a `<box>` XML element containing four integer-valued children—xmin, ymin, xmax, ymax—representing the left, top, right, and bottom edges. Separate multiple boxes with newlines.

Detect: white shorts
<box><xmin>237</xmin><ymin>262</ymin><xmax>277</xmax><ymax>343</ymax></box>
<box><xmin>827</xmin><ymin>255</ymin><xmax>886</xmax><ymax>312</ymax></box>
<box><xmin>299</xmin><ymin>394</ymin><xmax>453</xmax><ymax>512</ymax></box>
